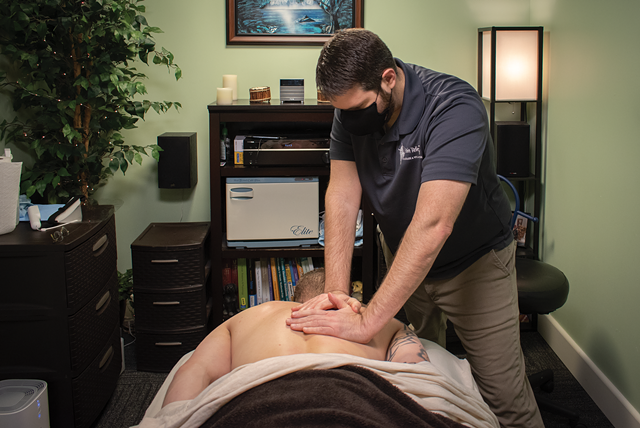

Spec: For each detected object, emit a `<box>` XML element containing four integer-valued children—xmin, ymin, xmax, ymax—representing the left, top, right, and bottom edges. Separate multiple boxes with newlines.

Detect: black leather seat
<box><xmin>517</xmin><ymin>257</ymin><xmax>569</xmax><ymax>315</ymax></box>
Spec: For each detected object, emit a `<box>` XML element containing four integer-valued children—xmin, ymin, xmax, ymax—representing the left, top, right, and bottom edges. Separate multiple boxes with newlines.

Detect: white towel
<box><xmin>136</xmin><ymin>353</ymin><xmax>499</xmax><ymax>428</ymax></box>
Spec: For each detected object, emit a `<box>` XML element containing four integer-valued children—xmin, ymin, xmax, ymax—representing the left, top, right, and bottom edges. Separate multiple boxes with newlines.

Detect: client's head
<box><xmin>293</xmin><ymin>268</ymin><xmax>325</xmax><ymax>303</ymax></box>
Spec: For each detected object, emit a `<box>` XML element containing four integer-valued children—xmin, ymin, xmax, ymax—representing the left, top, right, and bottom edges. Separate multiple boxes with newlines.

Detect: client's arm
<box><xmin>162</xmin><ymin>322</ymin><xmax>232</xmax><ymax>407</ymax></box>
<box><xmin>386</xmin><ymin>325</ymin><xmax>430</xmax><ymax>363</ymax></box>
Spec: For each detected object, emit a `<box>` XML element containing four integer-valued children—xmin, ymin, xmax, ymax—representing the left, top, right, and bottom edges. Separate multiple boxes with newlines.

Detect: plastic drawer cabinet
<box><xmin>0</xmin><ymin>205</ymin><xmax>120</xmax><ymax>428</ymax></box>
<box><xmin>131</xmin><ymin>222</ymin><xmax>212</xmax><ymax>372</ymax></box>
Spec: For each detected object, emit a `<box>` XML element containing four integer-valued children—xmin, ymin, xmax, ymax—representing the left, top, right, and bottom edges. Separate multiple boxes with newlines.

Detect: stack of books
<box><xmin>222</xmin><ymin>257</ymin><xmax>322</xmax><ymax>314</ymax></box>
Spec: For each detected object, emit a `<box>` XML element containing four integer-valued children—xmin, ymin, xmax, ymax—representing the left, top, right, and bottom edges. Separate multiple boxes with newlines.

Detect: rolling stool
<box><xmin>498</xmin><ymin>176</ymin><xmax>582</xmax><ymax>427</ymax></box>
<box><xmin>517</xmin><ymin>258</ymin><xmax>583</xmax><ymax>427</ymax></box>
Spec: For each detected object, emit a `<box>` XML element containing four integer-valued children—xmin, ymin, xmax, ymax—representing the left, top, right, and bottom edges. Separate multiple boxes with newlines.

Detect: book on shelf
<box><xmin>295</xmin><ymin>258</ymin><xmax>304</xmax><ymax>280</ymax></box>
<box><xmin>289</xmin><ymin>258</ymin><xmax>299</xmax><ymax>285</ymax></box>
<box><xmin>276</xmin><ymin>258</ymin><xmax>288</xmax><ymax>301</ymax></box>
<box><xmin>237</xmin><ymin>258</ymin><xmax>248</xmax><ymax>310</ymax></box>
<box><xmin>270</xmin><ymin>257</ymin><xmax>280</xmax><ymax>301</ymax></box>
<box><xmin>254</xmin><ymin>258</ymin><xmax>263</xmax><ymax>305</ymax></box>
<box><xmin>248</xmin><ymin>258</ymin><xmax>257</xmax><ymax>307</ymax></box>
<box><xmin>284</xmin><ymin>259</ymin><xmax>294</xmax><ymax>300</ymax></box>
<box><xmin>260</xmin><ymin>257</ymin><xmax>271</xmax><ymax>303</ymax></box>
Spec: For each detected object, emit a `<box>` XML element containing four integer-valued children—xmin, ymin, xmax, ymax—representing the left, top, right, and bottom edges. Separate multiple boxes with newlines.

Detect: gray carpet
<box><xmin>91</xmin><ymin>330</ymin><xmax>614</xmax><ymax>428</ymax></box>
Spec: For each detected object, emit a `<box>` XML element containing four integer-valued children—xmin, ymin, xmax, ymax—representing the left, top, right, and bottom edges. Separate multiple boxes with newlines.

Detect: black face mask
<box><xmin>340</xmin><ymin>91</ymin><xmax>391</xmax><ymax>136</ymax></box>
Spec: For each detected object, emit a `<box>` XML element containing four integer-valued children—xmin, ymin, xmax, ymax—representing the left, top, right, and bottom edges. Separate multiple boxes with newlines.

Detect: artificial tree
<box><xmin>0</xmin><ymin>0</ymin><xmax>182</xmax><ymax>203</ymax></box>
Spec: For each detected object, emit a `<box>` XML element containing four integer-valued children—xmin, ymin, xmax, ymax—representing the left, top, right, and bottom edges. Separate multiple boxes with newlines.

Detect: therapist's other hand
<box><xmin>286</xmin><ymin>293</ymin><xmax>373</xmax><ymax>343</ymax></box>
<box><xmin>291</xmin><ymin>290</ymin><xmax>361</xmax><ymax>313</ymax></box>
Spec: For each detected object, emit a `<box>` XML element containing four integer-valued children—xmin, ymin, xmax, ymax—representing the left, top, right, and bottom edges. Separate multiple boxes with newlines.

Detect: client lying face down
<box><xmin>162</xmin><ymin>268</ymin><xmax>429</xmax><ymax>407</ymax></box>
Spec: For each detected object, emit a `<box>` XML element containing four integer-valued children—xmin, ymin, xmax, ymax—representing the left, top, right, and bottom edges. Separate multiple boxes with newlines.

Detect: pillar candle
<box><xmin>222</xmin><ymin>74</ymin><xmax>238</xmax><ymax>100</ymax></box>
<box><xmin>217</xmin><ymin>87</ymin><xmax>233</xmax><ymax>105</ymax></box>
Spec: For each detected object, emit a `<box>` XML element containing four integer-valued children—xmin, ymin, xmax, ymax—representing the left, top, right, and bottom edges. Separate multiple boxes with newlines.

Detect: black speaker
<box><xmin>496</xmin><ymin>121</ymin><xmax>530</xmax><ymax>177</ymax></box>
<box><xmin>157</xmin><ymin>132</ymin><xmax>198</xmax><ymax>188</ymax></box>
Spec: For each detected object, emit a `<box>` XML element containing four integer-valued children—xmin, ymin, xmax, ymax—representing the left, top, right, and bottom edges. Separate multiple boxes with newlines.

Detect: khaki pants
<box><xmin>380</xmin><ymin>234</ymin><xmax>544</xmax><ymax>428</ymax></box>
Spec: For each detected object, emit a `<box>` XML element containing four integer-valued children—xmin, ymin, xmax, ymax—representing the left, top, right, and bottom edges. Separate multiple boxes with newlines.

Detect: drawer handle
<box><xmin>93</xmin><ymin>234</ymin><xmax>109</xmax><ymax>257</ymax></box>
<box><xmin>229</xmin><ymin>187</ymin><xmax>253</xmax><ymax>200</ymax></box>
<box><xmin>151</xmin><ymin>259</ymin><xmax>179</xmax><ymax>264</ymax></box>
<box><xmin>95</xmin><ymin>291</ymin><xmax>112</xmax><ymax>314</ymax></box>
<box><xmin>99</xmin><ymin>346</ymin><xmax>114</xmax><ymax>370</ymax></box>
<box><xmin>153</xmin><ymin>301</ymin><xmax>180</xmax><ymax>306</ymax></box>
<box><xmin>155</xmin><ymin>342</ymin><xmax>182</xmax><ymax>347</ymax></box>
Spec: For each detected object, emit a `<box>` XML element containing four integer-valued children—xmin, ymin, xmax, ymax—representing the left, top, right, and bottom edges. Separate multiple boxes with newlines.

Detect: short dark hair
<box><xmin>293</xmin><ymin>268</ymin><xmax>325</xmax><ymax>303</ymax></box>
<box><xmin>316</xmin><ymin>29</ymin><xmax>397</xmax><ymax>100</ymax></box>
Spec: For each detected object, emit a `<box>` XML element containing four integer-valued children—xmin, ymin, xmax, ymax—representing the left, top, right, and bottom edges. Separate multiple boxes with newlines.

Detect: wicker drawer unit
<box><xmin>0</xmin><ymin>205</ymin><xmax>120</xmax><ymax>428</ymax></box>
<box><xmin>132</xmin><ymin>222</ymin><xmax>212</xmax><ymax>372</ymax></box>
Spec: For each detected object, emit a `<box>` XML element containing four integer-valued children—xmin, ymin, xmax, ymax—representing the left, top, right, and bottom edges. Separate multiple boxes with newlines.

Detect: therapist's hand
<box><xmin>286</xmin><ymin>293</ymin><xmax>374</xmax><ymax>343</ymax></box>
<box><xmin>291</xmin><ymin>290</ymin><xmax>361</xmax><ymax>313</ymax></box>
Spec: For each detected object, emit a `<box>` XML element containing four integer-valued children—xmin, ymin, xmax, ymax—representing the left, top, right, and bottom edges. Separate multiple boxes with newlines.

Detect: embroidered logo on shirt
<box><xmin>398</xmin><ymin>145</ymin><xmax>423</xmax><ymax>164</ymax></box>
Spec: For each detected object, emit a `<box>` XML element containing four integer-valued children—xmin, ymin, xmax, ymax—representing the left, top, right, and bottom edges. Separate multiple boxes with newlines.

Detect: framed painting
<box><xmin>226</xmin><ymin>0</ymin><xmax>364</xmax><ymax>46</ymax></box>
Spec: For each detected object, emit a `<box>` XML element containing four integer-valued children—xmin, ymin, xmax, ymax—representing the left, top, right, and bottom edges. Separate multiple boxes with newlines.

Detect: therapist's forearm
<box><xmin>323</xmin><ymin>181</ymin><xmax>360</xmax><ymax>295</ymax></box>
<box><xmin>362</xmin><ymin>218</ymin><xmax>451</xmax><ymax>336</ymax></box>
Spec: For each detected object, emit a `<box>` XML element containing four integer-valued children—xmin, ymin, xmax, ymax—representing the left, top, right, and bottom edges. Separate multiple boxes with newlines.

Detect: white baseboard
<box><xmin>538</xmin><ymin>315</ymin><xmax>640</xmax><ymax>428</ymax></box>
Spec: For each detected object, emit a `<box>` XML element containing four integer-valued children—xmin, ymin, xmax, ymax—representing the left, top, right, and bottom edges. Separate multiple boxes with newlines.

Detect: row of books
<box><xmin>222</xmin><ymin>257</ymin><xmax>323</xmax><ymax>312</ymax></box>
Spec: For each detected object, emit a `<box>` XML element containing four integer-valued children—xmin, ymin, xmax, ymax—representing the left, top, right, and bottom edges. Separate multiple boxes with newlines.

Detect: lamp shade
<box><xmin>479</xmin><ymin>27</ymin><xmax>542</xmax><ymax>102</ymax></box>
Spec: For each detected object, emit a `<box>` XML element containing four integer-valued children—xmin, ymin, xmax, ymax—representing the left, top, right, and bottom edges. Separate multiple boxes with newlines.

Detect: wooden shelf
<box><xmin>208</xmin><ymin>101</ymin><xmax>376</xmax><ymax>327</ymax></box>
<box><xmin>221</xmin><ymin>164</ymin><xmax>330</xmax><ymax>177</ymax></box>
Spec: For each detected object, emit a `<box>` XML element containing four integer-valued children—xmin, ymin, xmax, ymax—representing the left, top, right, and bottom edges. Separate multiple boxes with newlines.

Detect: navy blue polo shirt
<box><xmin>330</xmin><ymin>59</ymin><xmax>513</xmax><ymax>279</ymax></box>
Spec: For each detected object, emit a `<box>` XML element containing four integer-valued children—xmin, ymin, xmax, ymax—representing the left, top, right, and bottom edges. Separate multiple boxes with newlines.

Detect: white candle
<box><xmin>217</xmin><ymin>87</ymin><xmax>233</xmax><ymax>105</ymax></box>
<box><xmin>222</xmin><ymin>74</ymin><xmax>238</xmax><ymax>100</ymax></box>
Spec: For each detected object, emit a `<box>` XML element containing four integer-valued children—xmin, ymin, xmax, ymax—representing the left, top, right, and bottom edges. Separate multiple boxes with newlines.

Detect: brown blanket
<box><xmin>200</xmin><ymin>365</ymin><xmax>467</xmax><ymax>428</ymax></box>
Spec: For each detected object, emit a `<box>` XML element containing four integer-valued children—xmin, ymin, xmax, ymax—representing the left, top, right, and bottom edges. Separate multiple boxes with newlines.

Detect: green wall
<box><xmin>532</xmin><ymin>0</ymin><xmax>640</xmax><ymax>416</ymax></box>
<box><xmin>2</xmin><ymin>0</ymin><xmax>638</xmax><ymax>417</ymax></box>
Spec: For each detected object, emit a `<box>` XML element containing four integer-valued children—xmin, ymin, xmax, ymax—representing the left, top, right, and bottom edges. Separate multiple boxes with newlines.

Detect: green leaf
<box><xmin>124</xmin><ymin>149</ymin><xmax>134</xmax><ymax>164</ymax></box>
<box><xmin>28</xmin><ymin>54</ymin><xmax>38</xmax><ymax>69</ymax></box>
<box><xmin>151</xmin><ymin>147</ymin><xmax>161</xmax><ymax>162</ymax></box>
<box><xmin>16</xmin><ymin>11</ymin><xmax>30</xmax><ymax>27</ymax></box>
<box><xmin>52</xmin><ymin>175</ymin><xmax>61</xmax><ymax>188</ymax></box>
<box><xmin>120</xmin><ymin>159</ymin><xmax>128</xmax><ymax>174</ymax></box>
<box><xmin>35</xmin><ymin>180</ymin><xmax>47</xmax><ymax>196</ymax></box>
<box><xmin>134</xmin><ymin>152</ymin><xmax>143</xmax><ymax>165</ymax></box>
<box><xmin>26</xmin><ymin>185</ymin><xmax>36</xmax><ymax>198</ymax></box>
<box><xmin>109</xmin><ymin>158</ymin><xmax>119</xmax><ymax>173</ymax></box>
<box><xmin>20</xmin><ymin>180</ymin><xmax>32</xmax><ymax>194</ymax></box>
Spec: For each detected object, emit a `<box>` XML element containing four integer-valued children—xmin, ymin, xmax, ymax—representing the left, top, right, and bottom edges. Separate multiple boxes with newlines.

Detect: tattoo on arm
<box><xmin>386</xmin><ymin>326</ymin><xmax>430</xmax><ymax>363</ymax></box>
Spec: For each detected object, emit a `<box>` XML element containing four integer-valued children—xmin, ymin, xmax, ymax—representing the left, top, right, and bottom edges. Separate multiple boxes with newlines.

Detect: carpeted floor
<box><xmin>91</xmin><ymin>328</ymin><xmax>614</xmax><ymax>428</ymax></box>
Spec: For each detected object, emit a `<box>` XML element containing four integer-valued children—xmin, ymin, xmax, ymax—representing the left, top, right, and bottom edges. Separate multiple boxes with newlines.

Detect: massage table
<box><xmin>135</xmin><ymin>340</ymin><xmax>499</xmax><ymax>428</ymax></box>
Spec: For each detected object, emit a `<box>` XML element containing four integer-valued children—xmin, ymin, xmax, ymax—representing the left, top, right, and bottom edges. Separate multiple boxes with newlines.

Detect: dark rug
<box><xmin>91</xmin><ymin>329</ymin><xmax>614</xmax><ymax>428</ymax></box>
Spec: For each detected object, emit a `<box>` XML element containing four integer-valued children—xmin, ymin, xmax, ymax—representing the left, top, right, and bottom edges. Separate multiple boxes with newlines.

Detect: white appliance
<box><xmin>226</xmin><ymin>177</ymin><xmax>319</xmax><ymax>248</ymax></box>
<box><xmin>0</xmin><ymin>379</ymin><xmax>49</xmax><ymax>428</ymax></box>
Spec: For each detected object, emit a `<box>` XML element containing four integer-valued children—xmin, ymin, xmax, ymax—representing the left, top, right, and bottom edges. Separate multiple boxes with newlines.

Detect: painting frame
<box><xmin>226</xmin><ymin>0</ymin><xmax>364</xmax><ymax>46</ymax></box>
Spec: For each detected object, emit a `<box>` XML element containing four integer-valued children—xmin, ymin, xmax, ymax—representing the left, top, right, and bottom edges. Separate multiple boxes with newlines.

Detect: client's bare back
<box><xmin>228</xmin><ymin>301</ymin><xmax>402</xmax><ymax>368</ymax></box>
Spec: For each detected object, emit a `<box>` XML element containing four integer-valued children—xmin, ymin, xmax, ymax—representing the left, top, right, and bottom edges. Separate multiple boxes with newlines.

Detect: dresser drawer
<box><xmin>71</xmin><ymin>324</ymin><xmax>121</xmax><ymax>428</ymax></box>
<box><xmin>137</xmin><ymin>327</ymin><xmax>207</xmax><ymax>372</ymax></box>
<box><xmin>65</xmin><ymin>216</ymin><xmax>117</xmax><ymax>312</ymax></box>
<box><xmin>132</xmin><ymin>248</ymin><xmax>206</xmax><ymax>288</ymax></box>
<box><xmin>135</xmin><ymin>285</ymin><xmax>207</xmax><ymax>332</ymax></box>
<box><xmin>68</xmin><ymin>269</ymin><xmax>118</xmax><ymax>376</ymax></box>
